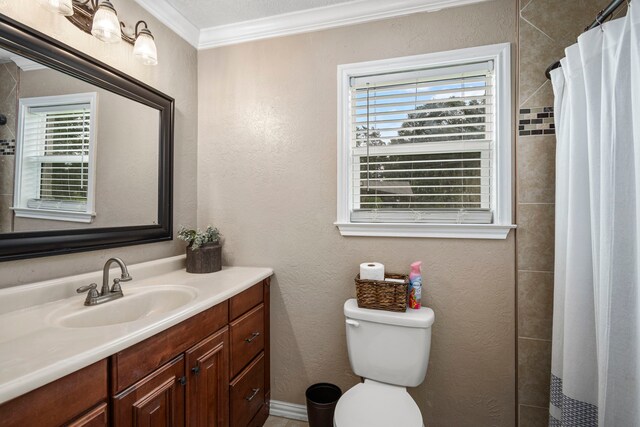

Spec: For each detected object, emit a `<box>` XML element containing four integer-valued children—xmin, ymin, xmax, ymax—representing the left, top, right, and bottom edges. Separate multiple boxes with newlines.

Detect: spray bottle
<box><xmin>409</xmin><ymin>261</ymin><xmax>422</xmax><ymax>309</ymax></box>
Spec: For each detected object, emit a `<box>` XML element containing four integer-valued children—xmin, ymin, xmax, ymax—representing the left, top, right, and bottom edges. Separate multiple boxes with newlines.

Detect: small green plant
<box><xmin>177</xmin><ymin>226</ymin><xmax>221</xmax><ymax>250</ymax></box>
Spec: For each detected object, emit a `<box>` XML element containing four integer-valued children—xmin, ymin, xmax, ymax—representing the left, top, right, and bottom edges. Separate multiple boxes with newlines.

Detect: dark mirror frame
<box><xmin>0</xmin><ymin>15</ymin><xmax>174</xmax><ymax>261</ymax></box>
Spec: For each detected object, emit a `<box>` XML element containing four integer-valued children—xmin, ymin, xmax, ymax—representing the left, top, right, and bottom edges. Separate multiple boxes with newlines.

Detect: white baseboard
<box><xmin>269</xmin><ymin>400</ymin><xmax>309</xmax><ymax>422</ymax></box>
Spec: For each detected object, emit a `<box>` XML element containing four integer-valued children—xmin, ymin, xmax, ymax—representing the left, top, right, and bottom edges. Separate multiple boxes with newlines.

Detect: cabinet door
<box><xmin>67</xmin><ymin>402</ymin><xmax>108</xmax><ymax>427</ymax></box>
<box><xmin>113</xmin><ymin>356</ymin><xmax>186</xmax><ymax>427</ymax></box>
<box><xmin>186</xmin><ymin>327</ymin><xmax>230</xmax><ymax>427</ymax></box>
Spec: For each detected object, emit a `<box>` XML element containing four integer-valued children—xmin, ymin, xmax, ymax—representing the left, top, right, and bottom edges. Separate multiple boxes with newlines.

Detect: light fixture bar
<box><xmin>56</xmin><ymin>0</ymin><xmax>158</xmax><ymax>65</ymax></box>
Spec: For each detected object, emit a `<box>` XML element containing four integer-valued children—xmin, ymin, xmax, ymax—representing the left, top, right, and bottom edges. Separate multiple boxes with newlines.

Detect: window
<box><xmin>336</xmin><ymin>44</ymin><xmax>514</xmax><ymax>239</ymax></box>
<box><xmin>13</xmin><ymin>93</ymin><xmax>97</xmax><ymax>223</ymax></box>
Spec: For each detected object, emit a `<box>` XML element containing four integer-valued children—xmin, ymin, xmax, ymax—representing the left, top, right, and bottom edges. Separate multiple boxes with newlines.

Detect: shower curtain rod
<box><xmin>544</xmin><ymin>0</ymin><xmax>628</xmax><ymax>79</ymax></box>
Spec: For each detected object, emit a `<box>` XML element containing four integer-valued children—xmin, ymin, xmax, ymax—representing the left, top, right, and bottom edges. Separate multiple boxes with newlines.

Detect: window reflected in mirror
<box><xmin>14</xmin><ymin>93</ymin><xmax>97</xmax><ymax>223</ymax></box>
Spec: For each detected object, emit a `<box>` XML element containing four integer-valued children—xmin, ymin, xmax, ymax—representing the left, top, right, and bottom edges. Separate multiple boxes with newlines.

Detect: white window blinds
<box><xmin>14</xmin><ymin>93</ymin><xmax>97</xmax><ymax>223</ymax></box>
<box><xmin>349</xmin><ymin>60</ymin><xmax>495</xmax><ymax>224</ymax></box>
<box><xmin>22</xmin><ymin>104</ymin><xmax>91</xmax><ymax>211</ymax></box>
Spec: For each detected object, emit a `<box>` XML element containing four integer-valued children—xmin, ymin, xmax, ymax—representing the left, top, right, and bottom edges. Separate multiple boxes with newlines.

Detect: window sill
<box><xmin>12</xmin><ymin>207</ymin><xmax>95</xmax><ymax>223</ymax></box>
<box><xmin>335</xmin><ymin>222</ymin><xmax>516</xmax><ymax>239</ymax></box>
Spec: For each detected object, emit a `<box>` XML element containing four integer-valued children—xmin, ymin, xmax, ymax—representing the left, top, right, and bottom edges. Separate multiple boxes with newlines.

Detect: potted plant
<box><xmin>178</xmin><ymin>226</ymin><xmax>222</xmax><ymax>273</ymax></box>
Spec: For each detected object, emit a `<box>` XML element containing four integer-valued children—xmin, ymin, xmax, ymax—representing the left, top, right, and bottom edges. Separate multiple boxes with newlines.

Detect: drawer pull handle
<box><xmin>245</xmin><ymin>332</ymin><xmax>260</xmax><ymax>343</ymax></box>
<box><xmin>245</xmin><ymin>388</ymin><xmax>260</xmax><ymax>401</ymax></box>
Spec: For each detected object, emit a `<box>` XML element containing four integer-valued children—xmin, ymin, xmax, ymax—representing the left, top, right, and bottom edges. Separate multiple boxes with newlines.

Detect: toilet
<box><xmin>334</xmin><ymin>299</ymin><xmax>435</xmax><ymax>427</ymax></box>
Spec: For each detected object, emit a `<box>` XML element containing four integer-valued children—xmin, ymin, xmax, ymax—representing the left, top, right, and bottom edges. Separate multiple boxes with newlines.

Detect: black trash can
<box><xmin>306</xmin><ymin>383</ymin><xmax>342</xmax><ymax>427</ymax></box>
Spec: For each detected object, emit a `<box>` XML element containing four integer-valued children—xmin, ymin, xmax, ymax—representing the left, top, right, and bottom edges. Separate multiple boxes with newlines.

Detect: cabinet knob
<box><xmin>245</xmin><ymin>388</ymin><xmax>260</xmax><ymax>402</ymax></box>
<box><xmin>245</xmin><ymin>332</ymin><xmax>260</xmax><ymax>343</ymax></box>
<box><xmin>179</xmin><ymin>376</ymin><xmax>187</xmax><ymax>386</ymax></box>
<box><xmin>191</xmin><ymin>365</ymin><xmax>200</xmax><ymax>375</ymax></box>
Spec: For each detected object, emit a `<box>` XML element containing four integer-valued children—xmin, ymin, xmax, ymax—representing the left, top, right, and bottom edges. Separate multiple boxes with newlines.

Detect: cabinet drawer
<box><xmin>230</xmin><ymin>353</ymin><xmax>265</xmax><ymax>427</ymax></box>
<box><xmin>229</xmin><ymin>282</ymin><xmax>263</xmax><ymax>320</ymax></box>
<box><xmin>246</xmin><ymin>403</ymin><xmax>269</xmax><ymax>427</ymax></box>
<box><xmin>230</xmin><ymin>304</ymin><xmax>264</xmax><ymax>378</ymax></box>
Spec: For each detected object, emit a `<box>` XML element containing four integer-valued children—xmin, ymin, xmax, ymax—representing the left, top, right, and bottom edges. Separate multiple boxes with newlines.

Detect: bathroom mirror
<box><xmin>0</xmin><ymin>15</ymin><xmax>173</xmax><ymax>261</ymax></box>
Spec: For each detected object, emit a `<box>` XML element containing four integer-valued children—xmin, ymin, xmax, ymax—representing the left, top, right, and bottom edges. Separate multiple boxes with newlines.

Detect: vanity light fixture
<box><xmin>36</xmin><ymin>0</ymin><xmax>158</xmax><ymax>65</ymax></box>
<box><xmin>90</xmin><ymin>0</ymin><xmax>121</xmax><ymax>43</ymax></box>
<box><xmin>132</xmin><ymin>21</ymin><xmax>158</xmax><ymax>66</ymax></box>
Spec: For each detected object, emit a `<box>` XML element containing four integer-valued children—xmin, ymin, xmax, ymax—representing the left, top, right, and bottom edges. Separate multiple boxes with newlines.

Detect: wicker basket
<box><xmin>355</xmin><ymin>273</ymin><xmax>409</xmax><ymax>312</ymax></box>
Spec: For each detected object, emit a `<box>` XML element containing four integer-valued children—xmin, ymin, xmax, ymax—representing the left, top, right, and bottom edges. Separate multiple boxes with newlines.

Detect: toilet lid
<box><xmin>334</xmin><ymin>382</ymin><xmax>423</xmax><ymax>427</ymax></box>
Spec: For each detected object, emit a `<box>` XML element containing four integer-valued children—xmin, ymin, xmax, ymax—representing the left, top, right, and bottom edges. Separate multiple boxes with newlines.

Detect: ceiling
<box><xmin>162</xmin><ymin>0</ymin><xmax>357</xmax><ymax>29</ymax></box>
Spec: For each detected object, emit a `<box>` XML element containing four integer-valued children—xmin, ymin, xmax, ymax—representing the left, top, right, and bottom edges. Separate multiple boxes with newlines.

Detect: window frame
<box><xmin>336</xmin><ymin>43</ymin><xmax>515</xmax><ymax>239</ymax></box>
<box><xmin>13</xmin><ymin>92</ymin><xmax>98</xmax><ymax>223</ymax></box>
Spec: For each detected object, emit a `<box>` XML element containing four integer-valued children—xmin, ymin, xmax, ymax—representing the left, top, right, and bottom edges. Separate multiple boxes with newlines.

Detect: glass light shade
<box><xmin>36</xmin><ymin>0</ymin><xmax>74</xmax><ymax>16</ymax></box>
<box><xmin>91</xmin><ymin>3</ymin><xmax>121</xmax><ymax>43</ymax></box>
<box><xmin>133</xmin><ymin>32</ymin><xmax>158</xmax><ymax>66</ymax></box>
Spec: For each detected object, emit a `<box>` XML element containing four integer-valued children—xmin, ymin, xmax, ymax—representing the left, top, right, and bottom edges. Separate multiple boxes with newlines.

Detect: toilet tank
<box><xmin>344</xmin><ymin>299</ymin><xmax>435</xmax><ymax>387</ymax></box>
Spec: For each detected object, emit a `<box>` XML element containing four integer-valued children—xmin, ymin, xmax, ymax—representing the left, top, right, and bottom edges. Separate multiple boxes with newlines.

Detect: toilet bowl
<box><xmin>334</xmin><ymin>380</ymin><xmax>423</xmax><ymax>427</ymax></box>
<box><xmin>334</xmin><ymin>299</ymin><xmax>434</xmax><ymax>427</ymax></box>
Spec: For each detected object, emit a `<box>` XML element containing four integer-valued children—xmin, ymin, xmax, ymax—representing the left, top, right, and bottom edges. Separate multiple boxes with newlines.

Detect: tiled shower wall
<box><xmin>516</xmin><ymin>0</ymin><xmax>626</xmax><ymax>425</ymax></box>
<box><xmin>0</xmin><ymin>62</ymin><xmax>17</xmax><ymax>233</ymax></box>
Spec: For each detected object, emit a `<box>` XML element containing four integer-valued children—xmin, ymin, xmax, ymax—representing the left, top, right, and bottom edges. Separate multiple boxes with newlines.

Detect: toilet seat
<box><xmin>333</xmin><ymin>381</ymin><xmax>423</xmax><ymax>427</ymax></box>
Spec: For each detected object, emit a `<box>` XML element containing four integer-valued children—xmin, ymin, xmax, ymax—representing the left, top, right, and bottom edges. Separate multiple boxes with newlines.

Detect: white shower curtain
<box><xmin>549</xmin><ymin>3</ymin><xmax>640</xmax><ymax>426</ymax></box>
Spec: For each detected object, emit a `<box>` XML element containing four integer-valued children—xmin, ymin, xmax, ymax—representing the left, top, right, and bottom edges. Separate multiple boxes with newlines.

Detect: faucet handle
<box><xmin>77</xmin><ymin>283</ymin><xmax>99</xmax><ymax>306</ymax></box>
<box><xmin>111</xmin><ymin>278</ymin><xmax>123</xmax><ymax>293</ymax></box>
<box><xmin>77</xmin><ymin>283</ymin><xmax>98</xmax><ymax>294</ymax></box>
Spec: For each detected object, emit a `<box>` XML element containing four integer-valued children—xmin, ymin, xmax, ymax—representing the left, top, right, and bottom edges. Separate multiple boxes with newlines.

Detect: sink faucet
<box><xmin>101</xmin><ymin>257</ymin><xmax>132</xmax><ymax>295</ymax></box>
<box><xmin>77</xmin><ymin>257</ymin><xmax>133</xmax><ymax>306</ymax></box>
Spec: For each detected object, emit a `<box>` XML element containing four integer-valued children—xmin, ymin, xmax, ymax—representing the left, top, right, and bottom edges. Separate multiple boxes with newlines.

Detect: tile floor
<box><xmin>264</xmin><ymin>416</ymin><xmax>309</xmax><ymax>427</ymax></box>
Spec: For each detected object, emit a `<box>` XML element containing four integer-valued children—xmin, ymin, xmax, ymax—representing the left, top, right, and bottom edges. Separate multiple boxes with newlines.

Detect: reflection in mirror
<box><xmin>0</xmin><ymin>48</ymin><xmax>159</xmax><ymax>233</ymax></box>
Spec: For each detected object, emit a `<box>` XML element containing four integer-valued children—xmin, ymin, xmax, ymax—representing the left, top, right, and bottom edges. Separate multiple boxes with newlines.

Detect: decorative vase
<box><xmin>185</xmin><ymin>242</ymin><xmax>222</xmax><ymax>274</ymax></box>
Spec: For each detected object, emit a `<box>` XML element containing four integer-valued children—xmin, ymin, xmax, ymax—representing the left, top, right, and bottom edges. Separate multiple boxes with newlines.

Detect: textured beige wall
<box><xmin>13</xmin><ymin>66</ymin><xmax>158</xmax><ymax>231</ymax></box>
<box><xmin>197</xmin><ymin>1</ymin><xmax>518</xmax><ymax>425</ymax></box>
<box><xmin>0</xmin><ymin>0</ymin><xmax>197</xmax><ymax>287</ymax></box>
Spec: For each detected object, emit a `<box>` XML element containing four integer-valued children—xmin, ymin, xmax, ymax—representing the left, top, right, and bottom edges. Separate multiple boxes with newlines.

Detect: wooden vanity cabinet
<box><xmin>110</xmin><ymin>278</ymin><xmax>270</xmax><ymax>427</ymax></box>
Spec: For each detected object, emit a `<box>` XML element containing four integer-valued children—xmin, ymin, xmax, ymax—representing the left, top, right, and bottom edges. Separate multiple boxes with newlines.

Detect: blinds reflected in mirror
<box><xmin>23</xmin><ymin>105</ymin><xmax>90</xmax><ymax>209</ymax></box>
<box><xmin>14</xmin><ymin>92</ymin><xmax>97</xmax><ymax>222</ymax></box>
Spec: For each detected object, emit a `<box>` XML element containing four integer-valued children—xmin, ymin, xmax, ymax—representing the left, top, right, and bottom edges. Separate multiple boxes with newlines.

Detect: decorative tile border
<box><xmin>519</xmin><ymin>107</ymin><xmax>555</xmax><ymax>136</ymax></box>
<box><xmin>0</xmin><ymin>139</ymin><xmax>15</xmax><ymax>156</ymax></box>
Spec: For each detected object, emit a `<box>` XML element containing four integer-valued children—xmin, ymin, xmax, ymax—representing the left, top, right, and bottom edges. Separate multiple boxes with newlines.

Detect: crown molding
<box><xmin>11</xmin><ymin>56</ymin><xmax>46</xmax><ymax>71</ymax></box>
<box><xmin>0</xmin><ymin>48</ymin><xmax>46</xmax><ymax>71</ymax></box>
<box><xmin>135</xmin><ymin>0</ymin><xmax>490</xmax><ymax>50</ymax></box>
<box><xmin>198</xmin><ymin>0</ymin><xmax>490</xmax><ymax>49</ymax></box>
<box><xmin>133</xmin><ymin>0</ymin><xmax>200</xmax><ymax>48</ymax></box>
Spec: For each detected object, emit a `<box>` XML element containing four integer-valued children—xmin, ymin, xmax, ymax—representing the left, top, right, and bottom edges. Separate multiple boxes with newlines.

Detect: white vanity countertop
<box><xmin>0</xmin><ymin>256</ymin><xmax>273</xmax><ymax>404</ymax></box>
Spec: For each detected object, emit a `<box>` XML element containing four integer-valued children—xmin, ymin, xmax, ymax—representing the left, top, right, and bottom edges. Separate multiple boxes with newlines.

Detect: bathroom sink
<box><xmin>49</xmin><ymin>285</ymin><xmax>198</xmax><ymax>328</ymax></box>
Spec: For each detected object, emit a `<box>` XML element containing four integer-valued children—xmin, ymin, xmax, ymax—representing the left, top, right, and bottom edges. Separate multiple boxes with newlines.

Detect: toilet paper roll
<box><xmin>360</xmin><ymin>262</ymin><xmax>385</xmax><ymax>281</ymax></box>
